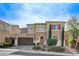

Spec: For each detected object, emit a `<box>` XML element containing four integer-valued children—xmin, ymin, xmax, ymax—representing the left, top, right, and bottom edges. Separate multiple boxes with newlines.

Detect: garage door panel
<box><xmin>18</xmin><ymin>38</ymin><xmax>33</xmax><ymax>45</ymax></box>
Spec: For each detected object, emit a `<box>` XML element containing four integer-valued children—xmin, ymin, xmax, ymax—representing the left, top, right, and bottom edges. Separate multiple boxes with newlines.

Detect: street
<box><xmin>0</xmin><ymin>46</ymin><xmax>78</xmax><ymax>56</ymax></box>
<box><xmin>10</xmin><ymin>51</ymin><xmax>65</xmax><ymax>56</ymax></box>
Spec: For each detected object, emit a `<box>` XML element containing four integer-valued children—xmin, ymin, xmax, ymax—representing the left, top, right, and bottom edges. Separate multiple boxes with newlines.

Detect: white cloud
<box><xmin>2</xmin><ymin>3</ymin><xmax>74</xmax><ymax>28</ymax></box>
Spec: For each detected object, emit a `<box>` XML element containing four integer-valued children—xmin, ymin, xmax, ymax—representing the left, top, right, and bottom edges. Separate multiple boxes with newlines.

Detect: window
<box><xmin>53</xmin><ymin>25</ymin><xmax>58</xmax><ymax>30</ymax></box>
<box><xmin>38</xmin><ymin>26</ymin><xmax>45</xmax><ymax>32</ymax></box>
<box><xmin>31</xmin><ymin>28</ymin><xmax>32</xmax><ymax>30</ymax></box>
<box><xmin>53</xmin><ymin>36</ymin><xmax>57</xmax><ymax>39</ymax></box>
<box><xmin>51</xmin><ymin>25</ymin><xmax>61</xmax><ymax>30</ymax></box>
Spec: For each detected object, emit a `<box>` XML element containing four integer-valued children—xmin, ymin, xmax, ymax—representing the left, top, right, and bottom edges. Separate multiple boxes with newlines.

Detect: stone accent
<box><xmin>35</xmin><ymin>32</ymin><xmax>46</xmax><ymax>45</ymax></box>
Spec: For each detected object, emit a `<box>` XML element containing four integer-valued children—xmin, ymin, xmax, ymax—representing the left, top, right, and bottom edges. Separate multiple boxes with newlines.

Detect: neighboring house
<box><xmin>9</xmin><ymin>21</ymin><xmax>65</xmax><ymax>46</ymax></box>
<box><xmin>20</xmin><ymin>28</ymin><xmax>27</xmax><ymax>33</ymax></box>
<box><xmin>0</xmin><ymin>20</ymin><xmax>21</xmax><ymax>44</ymax></box>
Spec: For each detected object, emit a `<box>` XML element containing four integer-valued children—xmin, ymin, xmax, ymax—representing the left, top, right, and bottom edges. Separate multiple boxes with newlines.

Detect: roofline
<box><xmin>46</xmin><ymin>21</ymin><xmax>66</xmax><ymax>23</ymax></box>
<box><xmin>0</xmin><ymin>20</ymin><xmax>11</xmax><ymax>25</ymax></box>
<box><xmin>34</xmin><ymin>23</ymin><xmax>45</xmax><ymax>25</ymax></box>
<box><xmin>26</xmin><ymin>24</ymin><xmax>34</xmax><ymax>25</ymax></box>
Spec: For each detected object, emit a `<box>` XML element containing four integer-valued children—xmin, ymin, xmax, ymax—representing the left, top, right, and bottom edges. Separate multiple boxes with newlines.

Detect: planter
<box><xmin>32</xmin><ymin>45</ymin><xmax>41</xmax><ymax>50</ymax></box>
<box><xmin>71</xmin><ymin>44</ymin><xmax>76</xmax><ymax>49</ymax></box>
<box><xmin>48</xmin><ymin>46</ymin><xmax>65</xmax><ymax>52</ymax></box>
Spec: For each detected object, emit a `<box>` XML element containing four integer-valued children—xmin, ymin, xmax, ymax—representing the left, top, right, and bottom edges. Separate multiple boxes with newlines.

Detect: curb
<box><xmin>19</xmin><ymin>50</ymin><xmax>75</xmax><ymax>56</ymax></box>
<box><xmin>65</xmin><ymin>46</ymin><xmax>77</xmax><ymax>54</ymax></box>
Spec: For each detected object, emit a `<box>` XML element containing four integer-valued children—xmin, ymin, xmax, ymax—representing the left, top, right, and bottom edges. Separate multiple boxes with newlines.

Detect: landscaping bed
<box><xmin>32</xmin><ymin>43</ymin><xmax>41</xmax><ymax>50</ymax></box>
<box><xmin>47</xmin><ymin>46</ymin><xmax>65</xmax><ymax>52</ymax></box>
<box><xmin>32</xmin><ymin>45</ymin><xmax>41</xmax><ymax>50</ymax></box>
<box><xmin>0</xmin><ymin>42</ymin><xmax>13</xmax><ymax>48</ymax></box>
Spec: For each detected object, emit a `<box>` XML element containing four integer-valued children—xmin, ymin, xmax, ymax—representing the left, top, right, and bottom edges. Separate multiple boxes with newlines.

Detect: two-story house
<box><xmin>0</xmin><ymin>20</ymin><xmax>21</xmax><ymax>44</ymax></box>
<box><xmin>10</xmin><ymin>21</ymin><xmax>65</xmax><ymax>46</ymax></box>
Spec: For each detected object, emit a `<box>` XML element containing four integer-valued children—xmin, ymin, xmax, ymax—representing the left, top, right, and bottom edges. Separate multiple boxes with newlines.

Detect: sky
<box><xmin>0</xmin><ymin>3</ymin><xmax>79</xmax><ymax>28</ymax></box>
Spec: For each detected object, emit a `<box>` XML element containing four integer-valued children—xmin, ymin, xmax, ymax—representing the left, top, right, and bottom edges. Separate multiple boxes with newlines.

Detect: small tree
<box><xmin>67</xmin><ymin>16</ymin><xmax>79</xmax><ymax>40</ymax></box>
<box><xmin>47</xmin><ymin>24</ymin><xmax>57</xmax><ymax>46</ymax></box>
<box><xmin>47</xmin><ymin>38</ymin><xmax>57</xmax><ymax>46</ymax></box>
<box><xmin>61</xmin><ymin>26</ymin><xmax>64</xmax><ymax>47</ymax></box>
<box><xmin>48</xmin><ymin>24</ymin><xmax>52</xmax><ymax>39</ymax></box>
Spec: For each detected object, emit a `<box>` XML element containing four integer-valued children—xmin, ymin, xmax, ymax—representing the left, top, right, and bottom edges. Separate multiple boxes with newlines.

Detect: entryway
<box><xmin>5</xmin><ymin>37</ymin><xmax>15</xmax><ymax>45</ymax></box>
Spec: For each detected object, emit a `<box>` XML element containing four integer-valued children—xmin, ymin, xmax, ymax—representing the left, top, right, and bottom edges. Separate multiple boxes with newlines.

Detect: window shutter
<box><xmin>58</xmin><ymin>25</ymin><xmax>61</xmax><ymax>30</ymax></box>
<box><xmin>51</xmin><ymin>25</ymin><xmax>54</xmax><ymax>30</ymax></box>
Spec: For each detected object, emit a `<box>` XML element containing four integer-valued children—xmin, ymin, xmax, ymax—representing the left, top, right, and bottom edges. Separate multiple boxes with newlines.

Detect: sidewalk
<box><xmin>1</xmin><ymin>46</ymin><xmax>79</xmax><ymax>56</ymax></box>
<box><xmin>65</xmin><ymin>46</ymin><xmax>77</xmax><ymax>54</ymax></box>
<box><xmin>19</xmin><ymin>49</ymin><xmax>75</xmax><ymax>56</ymax></box>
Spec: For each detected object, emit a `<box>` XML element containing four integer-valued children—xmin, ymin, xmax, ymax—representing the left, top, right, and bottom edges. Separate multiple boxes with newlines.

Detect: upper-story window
<box><xmin>31</xmin><ymin>28</ymin><xmax>32</xmax><ymax>30</ymax></box>
<box><xmin>39</xmin><ymin>26</ymin><xmax>45</xmax><ymax>32</ymax></box>
<box><xmin>51</xmin><ymin>25</ymin><xmax>61</xmax><ymax>30</ymax></box>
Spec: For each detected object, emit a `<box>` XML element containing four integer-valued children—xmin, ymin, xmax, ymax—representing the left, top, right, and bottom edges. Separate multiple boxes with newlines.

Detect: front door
<box><xmin>40</xmin><ymin>36</ymin><xmax>44</xmax><ymax>45</ymax></box>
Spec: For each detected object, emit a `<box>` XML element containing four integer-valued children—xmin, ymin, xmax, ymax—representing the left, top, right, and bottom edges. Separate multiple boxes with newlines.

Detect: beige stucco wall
<box><xmin>10</xmin><ymin>26</ymin><xmax>21</xmax><ymax>35</ymax></box>
<box><xmin>35</xmin><ymin>24</ymin><xmax>46</xmax><ymax>32</ymax></box>
<box><xmin>34</xmin><ymin>24</ymin><xmax>46</xmax><ymax>45</ymax></box>
<box><xmin>46</xmin><ymin>22</ymin><xmax>65</xmax><ymax>39</ymax></box>
<box><xmin>0</xmin><ymin>21</ymin><xmax>21</xmax><ymax>43</ymax></box>
<box><xmin>35</xmin><ymin>32</ymin><xmax>46</xmax><ymax>43</ymax></box>
<box><xmin>46</xmin><ymin>22</ymin><xmax>65</xmax><ymax>31</ymax></box>
<box><xmin>27</xmin><ymin>24</ymin><xmax>35</xmax><ymax>34</ymax></box>
<box><xmin>0</xmin><ymin>32</ymin><xmax>11</xmax><ymax>43</ymax></box>
<box><xmin>0</xmin><ymin>23</ymin><xmax>4</xmax><ymax>30</ymax></box>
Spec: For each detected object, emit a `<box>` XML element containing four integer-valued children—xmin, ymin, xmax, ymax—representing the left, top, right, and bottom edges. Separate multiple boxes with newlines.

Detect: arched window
<box><xmin>40</xmin><ymin>36</ymin><xmax>44</xmax><ymax>39</ymax></box>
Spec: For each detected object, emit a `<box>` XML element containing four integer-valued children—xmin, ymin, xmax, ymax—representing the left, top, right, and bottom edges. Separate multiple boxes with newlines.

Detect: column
<box><xmin>14</xmin><ymin>37</ymin><xmax>18</xmax><ymax>46</ymax></box>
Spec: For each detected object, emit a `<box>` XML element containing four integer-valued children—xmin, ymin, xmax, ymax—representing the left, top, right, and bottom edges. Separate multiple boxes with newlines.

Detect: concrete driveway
<box><xmin>9</xmin><ymin>45</ymin><xmax>33</xmax><ymax>51</ymax></box>
<box><xmin>0</xmin><ymin>45</ymin><xmax>33</xmax><ymax>56</ymax></box>
<box><xmin>0</xmin><ymin>49</ymin><xmax>18</xmax><ymax>56</ymax></box>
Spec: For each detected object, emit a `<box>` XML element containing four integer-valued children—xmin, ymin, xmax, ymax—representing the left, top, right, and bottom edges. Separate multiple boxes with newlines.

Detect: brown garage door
<box><xmin>18</xmin><ymin>38</ymin><xmax>33</xmax><ymax>45</ymax></box>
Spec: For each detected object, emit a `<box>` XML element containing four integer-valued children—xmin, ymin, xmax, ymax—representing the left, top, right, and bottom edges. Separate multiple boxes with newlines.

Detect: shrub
<box><xmin>33</xmin><ymin>43</ymin><xmax>36</xmax><ymax>46</ymax></box>
<box><xmin>70</xmin><ymin>39</ymin><xmax>76</xmax><ymax>45</ymax></box>
<box><xmin>70</xmin><ymin>39</ymin><xmax>76</xmax><ymax>48</ymax></box>
<box><xmin>0</xmin><ymin>44</ymin><xmax>3</xmax><ymax>48</ymax></box>
<box><xmin>1</xmin><ymin>42</ymin><xmax>13</xmax><ymax>48</ymax></box>
<box><xmin>32</xmin><ymin>45</ymin><xmax>41</xmax><ymax>50</ymax></box>
<box><xmin>48</xmin><ymin>46</ymin><xmax>65</xmax><ymax>52</ymax></box>
<box><xmin>37</xmin><ymin>43</ymin><xmax>39</xmax><ymax>45</ymax></box>
<box><xmin>65</xmin><ymin>40</ymin><xmax>69</xmax><ymax>46</ymax></box>
<box><xmin>47</xmin><ymin>38</ymin><xmax>58</xmax><ymax>46</ymax></box>
<box><xmin>3</xmin><ymin>43</ymin><xmax>10</xmax><ymax>48</ymax></box>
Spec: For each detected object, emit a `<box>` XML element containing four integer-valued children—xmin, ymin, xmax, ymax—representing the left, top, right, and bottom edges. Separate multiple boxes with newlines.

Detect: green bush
<box><xmin>0</xmin><ymin>42</ymin><xmax>13</xmax><ymax>48</ymax></box>
<box><xmin>32</xmin><ymin>45</ymin><xmax>41</xmax><ymax>50</ymax></box>
<box><xmin>3</xmin><ymin>44</ymin><xmax>10</xmax><ymax>48</ymax></box>
<box><xmin>48</xmin><ymin>46</ymin><xmax>65</xmax><ymax>52</ymax></box>
<box><xmin>70</xmin><ymin>39</ymin><xmax>76</xmax><ymax>45</ymax></box>
<box><xmin>33</xmin><ymin>43</ymin><xmax>36</xmax><ymax>46</ymax></box>
<box><xmin>47</xmin><ymin>38</ymin><xmax>58</xmax><ymax>46</ymax></box>
<box><xmin>0</xmin><ymin>44</ymin><xmax>3</xmax><ymax>48</ymax></box>
<box><xmin>37</xmin><ymin>43</ymin><xmax>39</xmax><ymax>45</ymax></box>
<box><xmin>65</xmin><ymin>40</ymin><xmax>69</xmax><ymax>46</ymax></box>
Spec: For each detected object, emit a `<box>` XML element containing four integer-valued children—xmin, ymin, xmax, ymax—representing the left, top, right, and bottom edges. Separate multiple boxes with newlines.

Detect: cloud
<box><xmin>13</xmin><ymin>3</ymin><xmax>72</xmax><ymax>27</ymax></box>
<box><xmin>0</xmin><ymin>3</ymin><xmax>79</xmax><ymax>28</ymax></box>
